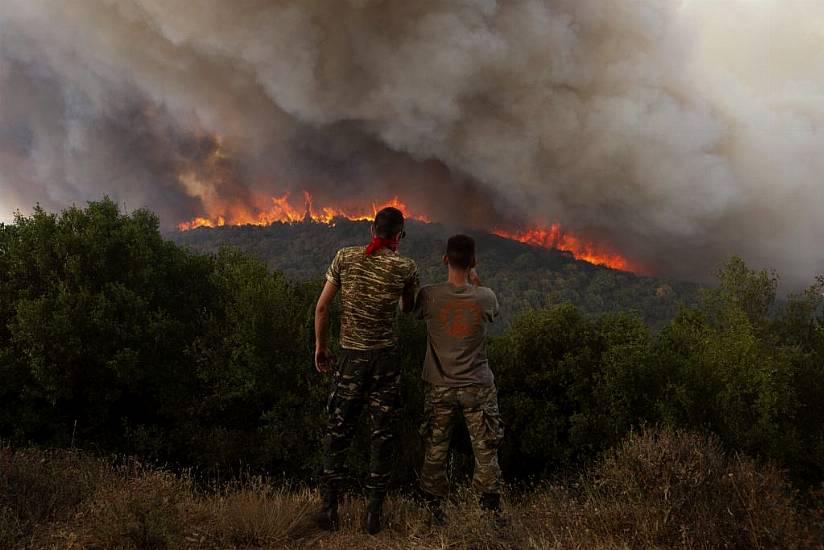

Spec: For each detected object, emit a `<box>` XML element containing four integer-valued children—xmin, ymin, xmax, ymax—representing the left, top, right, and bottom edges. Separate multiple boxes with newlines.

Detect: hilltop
<box><xmin>169</xmin><ymin>219</ymin><xmax>700</xmax><ymax>329</ymax></box>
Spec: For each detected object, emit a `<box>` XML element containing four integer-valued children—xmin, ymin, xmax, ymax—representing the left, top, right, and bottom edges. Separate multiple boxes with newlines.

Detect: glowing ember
<box><xmin>492</xmin><ymin>226</ymin><xmax>638</xmax><ymax>272</ymax></box>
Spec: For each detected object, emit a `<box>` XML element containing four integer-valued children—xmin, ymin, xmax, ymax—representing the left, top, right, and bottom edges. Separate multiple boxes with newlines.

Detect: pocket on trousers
<box><xmin>481</xmin><ymin>394</ymin><xmax>505</xmax><ymax>448</ymax></box>
<box><xmin>326</xmin><ymin>351</ymin><xmax>347</xmax><ymax>415</ymax></box>
<box><xmin>326</xmin><ymin>382</ymin><xmax>337</xmax><ymax>416</ymax></box>
<box><xmin>418</xmin><ymin>391</ymin><xmax>434</xmax><ymax>438</ymax></box>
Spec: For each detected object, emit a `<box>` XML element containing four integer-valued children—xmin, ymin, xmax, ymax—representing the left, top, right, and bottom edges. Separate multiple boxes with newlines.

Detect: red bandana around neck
<box><xmin>365</xmin><ymin>235</ymin><xmax>400</xmax><ymax>256</ymax></box>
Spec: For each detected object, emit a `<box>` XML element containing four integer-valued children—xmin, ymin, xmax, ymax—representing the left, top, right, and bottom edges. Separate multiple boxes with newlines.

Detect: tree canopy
<box><xmin>1</xmin><ymin>199</ymin><xmax>823</xmax><ymax>488</ymax></box>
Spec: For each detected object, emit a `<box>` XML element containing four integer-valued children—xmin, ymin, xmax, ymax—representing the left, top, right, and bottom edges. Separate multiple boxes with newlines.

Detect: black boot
<box><xmin>312</xmin><ymin>489</ymin><xmax>339</xmax><ymax>531</ymax></box>
<box><xmin>416</xmin><ymin>488</ymin><xmax>447</xmax><ymax>526</ymax></box>
<box><xmin>428</xmin><ymin>499</ymin><xmax>447</xmax><ymax>526</ymax></box>
<box><xmin>480</xmin><ymin>493</ymin><xmax>507</xmax><ymax>528</ymax></box>
<box><xmin>364</xmin><ymin>498</ymin><xmax>383</xmax><ymax>535</ymax></box>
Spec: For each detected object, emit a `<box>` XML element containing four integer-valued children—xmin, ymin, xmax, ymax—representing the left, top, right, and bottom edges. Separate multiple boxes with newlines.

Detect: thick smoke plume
<box><xmin>1</xmin><ymin>1</ymin><xmax>822</xmax><ymax>285</ymax></box>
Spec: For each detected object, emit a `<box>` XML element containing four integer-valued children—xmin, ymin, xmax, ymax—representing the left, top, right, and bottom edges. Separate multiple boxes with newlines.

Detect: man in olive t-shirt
<box><xmin>417</xmin><ymin>280</ymin><xmax>499</xmax><ymax>387</ymax></box>
<box><xmin>415</xmin><ymin>234</ymin><xmax>506</xmax><ymax>526</ymax></box>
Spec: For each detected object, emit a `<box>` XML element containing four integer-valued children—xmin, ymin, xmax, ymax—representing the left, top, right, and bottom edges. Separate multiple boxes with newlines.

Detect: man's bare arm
<box><xmin>314</xmin><ymin>281</ymin><xmax>339</xmax><ymax>373</ymax></box>
<box><xmin>400</xmin><ymin>282</ymin><xmax>416</xmax><ymax>313</ymax></box>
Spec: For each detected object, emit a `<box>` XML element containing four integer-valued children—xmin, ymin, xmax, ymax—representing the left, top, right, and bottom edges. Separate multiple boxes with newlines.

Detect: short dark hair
<box><xmin>446</xmin><ymin>234</ymin><xmax>476</xmax><ymax>269</ymax></box>
<box><xmin>373</xmin><ymin>207</ymin><xmax>405</xmax><ymax>239</ymax></box>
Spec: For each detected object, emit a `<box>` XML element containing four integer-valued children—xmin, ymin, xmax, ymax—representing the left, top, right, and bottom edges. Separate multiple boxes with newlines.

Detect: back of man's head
<box><xmin>446</xmin><ymin>234</ymin><xmax>476</xmax><ymax>269</ymax></box>
<box><xmin>373</xmin><ymin>207</ymin><xmax>405</xmax><ymax>239</ymax></box>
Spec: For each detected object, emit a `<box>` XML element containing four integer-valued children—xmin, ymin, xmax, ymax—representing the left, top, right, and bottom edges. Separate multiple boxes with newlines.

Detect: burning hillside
<box><xmin>3</xmin><ymin>2</ymin><xmax>823</xmax><ymax>286</ymax></box>
<box><xmin>178</xmin><ymin>191</ymin><xmax>636</xmax><ymax>272</ymax></box>
<box><xmin>492</xmin><ymin>226</ymin><xmax>639</xmax><ymax>273</ymax></box>
<box><xmin>177</xmin><ymin>194</ymin><xmax>429</xmax><ymax>231</ymax></box>
<box><xmin>174</xmin><ymin>136</ymin><xmax>636</xmax><ymax>271</ymax></box>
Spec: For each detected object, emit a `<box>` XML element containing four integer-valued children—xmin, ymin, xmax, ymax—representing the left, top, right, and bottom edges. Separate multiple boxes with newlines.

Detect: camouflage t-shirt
<box><xmin>326</xmin><ymin>246</ymin><xmax>419</xmax><ymax>351</ymax></box>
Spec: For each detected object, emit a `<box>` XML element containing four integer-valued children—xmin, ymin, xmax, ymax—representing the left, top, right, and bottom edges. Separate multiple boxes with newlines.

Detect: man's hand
<box><xmin>315</xmin><ymin>345</ymin><xmax>336</xmax><ymax>374</ymax></box>
<box><xmin>314</xmin><ymin>280</ymin><xmax>339</xmax><ymax>373</ymax></box>
<box><xmin>469</xmin><ymin>268</ymin><xmax>482</xmax><ymax>286</ymax></box>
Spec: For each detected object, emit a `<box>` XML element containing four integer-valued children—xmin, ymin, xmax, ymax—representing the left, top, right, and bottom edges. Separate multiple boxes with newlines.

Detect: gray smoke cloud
<box><xmin>0</xmin><ymin>0</ymin><xmax>822</xmax><ymax>286</ymax></box>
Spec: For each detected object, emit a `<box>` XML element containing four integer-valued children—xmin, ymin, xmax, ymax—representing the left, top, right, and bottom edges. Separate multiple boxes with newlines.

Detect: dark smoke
<box><xmin>1</xmin><ymin>1</ymin><xmax>822</xmax><ymax>286</ymax></box>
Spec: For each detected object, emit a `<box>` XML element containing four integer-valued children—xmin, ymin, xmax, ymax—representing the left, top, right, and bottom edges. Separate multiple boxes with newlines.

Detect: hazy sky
<box><xmin>1</xmin><ymin>0</ymin><xmax>823</xmax><ymax>286</ymax></box>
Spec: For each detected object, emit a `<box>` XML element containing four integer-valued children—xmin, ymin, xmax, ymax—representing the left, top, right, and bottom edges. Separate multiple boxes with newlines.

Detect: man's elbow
<box><xmin>315</xmin><ymin>302</ymin><xmax>329</xmax><ymax>317</ymax></box>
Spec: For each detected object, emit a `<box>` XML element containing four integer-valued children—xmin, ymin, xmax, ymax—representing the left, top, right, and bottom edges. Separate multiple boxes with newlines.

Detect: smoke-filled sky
<box><xmin>1</xmin><ymin>0</ymin><xmax>823</xmax><ymax>286</ymax></box>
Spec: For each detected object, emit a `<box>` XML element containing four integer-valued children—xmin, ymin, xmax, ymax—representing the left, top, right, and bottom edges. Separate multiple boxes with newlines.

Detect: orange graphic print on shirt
<box><xmin>437</xmin><ymin>299</ymin><xmax>483</xmax><ymax>338</ymax></box>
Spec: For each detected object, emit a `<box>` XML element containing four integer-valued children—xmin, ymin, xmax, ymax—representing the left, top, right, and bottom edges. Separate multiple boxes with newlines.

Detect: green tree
<box><xmin>490</xmin><ymin>304</ymin><xmax>658</xmax><ymax>477</ymax></box>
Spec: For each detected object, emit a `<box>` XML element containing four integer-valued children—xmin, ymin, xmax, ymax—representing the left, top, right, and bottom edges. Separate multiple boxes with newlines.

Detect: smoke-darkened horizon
<box><xmin>1</xmin><ymin>1</ymin><xmax>823</xmax><ymax>286</ymax></box>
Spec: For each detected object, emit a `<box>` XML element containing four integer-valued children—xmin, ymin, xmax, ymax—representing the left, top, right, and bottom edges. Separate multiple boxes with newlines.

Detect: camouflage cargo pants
<box><xmin>419</xmin><ymin>383</ymin><xmax>504</xmax><ymax>498</ymax></box>
<box><xmin>321</xmin><ymin>346</ymin><xmax>401</xmax><ymax>500</ymax></box>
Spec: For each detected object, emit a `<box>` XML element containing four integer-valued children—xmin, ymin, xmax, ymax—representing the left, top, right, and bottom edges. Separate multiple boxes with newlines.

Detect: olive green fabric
<box><xmin>326</xmin><ymin>246</ymin><xmax>418</xmax><ymax>351</ymax></box>
<box><xmin>415</xmin><ymin>282</ymin><xmax>499</xmax><ymax>387</ymax></box>
<box><xmin>419</xmin><ymin>383</ymin><xmax>505</xmax><ymax>498</ymax></box>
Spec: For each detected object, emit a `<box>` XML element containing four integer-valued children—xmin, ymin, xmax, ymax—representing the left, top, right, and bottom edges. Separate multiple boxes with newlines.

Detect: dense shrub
<box><xmin>490</xmin><ymin>305</ymin><xmax>660</xmax><ymax>477</ymax></box>
<box><xmin>0</xmin><ymin>200</ymin><xmax>325</xmax><ymax>479</ymax></box>
<box><xmin>1</xmin><ymin>200</ymin><xmax>824</xmax><ymax>492</ymax></box>
<box><xmin>0</xmin><ymin>445</ymin><xmax>111</xmax><ymax>547</ymax></box>
<box><xmin>583</xmin><ymin>427</ymin><xmax>801</xmax><ymax>548</ymax></box>
<box><xmin>653</xmin><ymin>260</ymin><xmax>824</xmax><ymax>485</ymax></box>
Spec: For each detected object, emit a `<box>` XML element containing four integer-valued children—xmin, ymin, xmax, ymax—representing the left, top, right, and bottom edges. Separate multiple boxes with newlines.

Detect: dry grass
<box><xmin>2</xmin><ymin>428</ymin><xmax>822</xmax><ymax>549</ymax></box>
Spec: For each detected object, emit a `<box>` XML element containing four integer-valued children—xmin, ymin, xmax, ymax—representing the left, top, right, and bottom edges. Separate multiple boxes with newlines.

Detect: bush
<box><xmin>0</xmin><ymin>199</ymin><xmax>328</xmax><ymax>479</ymax></box>
<box><xmin>583</xmin><ymin>427</ymin><xmax>802</xmax><ymax>548</ymax></box>
<box><xmin>0</xmin><ymin>445</ymin><xmax>111</xmax><ymax>547</ymax></box>
<box><xmin>521</xmin><ymin>427</ymin><xmax>821</xmax><ymax>549</ymax></box>
<box><xmin>654</xmin><ymin>259</ymin><xmax>824</xmax><ymax>485</ymax></box>
<box><xmin>2</xmin><ymin>201</ymin><xmax>824</xmax><ymax>492</ymax></box>
<box><xmin>490</xmin><ymin>304</ymin><xmax>660</xmax><ymax>477</ymax></box>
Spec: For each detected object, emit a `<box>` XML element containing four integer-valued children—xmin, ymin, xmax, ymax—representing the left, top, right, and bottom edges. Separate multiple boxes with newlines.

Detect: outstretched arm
<box><xmin>314</xmin><ymin>280</ymin><xmax>339</xmax><ymax>373</ymax></box>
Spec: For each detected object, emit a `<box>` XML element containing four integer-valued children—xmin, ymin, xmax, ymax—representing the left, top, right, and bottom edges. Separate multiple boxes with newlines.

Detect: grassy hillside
<box><xmin>3</xmin><ymin>428</ymin><xmax>821</xmax><ymax>549</ymax></box>
<box><xmin>169</xmin><ymin>219</ymin><xmax>701</xmax><ymax>329</ymax></box>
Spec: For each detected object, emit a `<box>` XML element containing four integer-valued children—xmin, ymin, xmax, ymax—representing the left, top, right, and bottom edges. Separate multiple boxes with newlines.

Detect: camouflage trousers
<box><xmin>321</xmin><ymin>346</ymin><xmax>401</xmax><ymax>500</ymax></box>
<box><xmin>419</xmin><ymin>383</ymin><xmax>505</xmax><ymax>498</ymax></box>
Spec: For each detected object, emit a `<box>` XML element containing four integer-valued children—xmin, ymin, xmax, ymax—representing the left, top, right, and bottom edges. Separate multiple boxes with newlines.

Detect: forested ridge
<box><xmin>169</xmin><ymin>217</ymin><xmax>701</xmax><ymax>331</ymax></box>
<box><xmin>2</xmin><ymin>198</ymin><xmax>823</xmax><ymax>492</ymax></box>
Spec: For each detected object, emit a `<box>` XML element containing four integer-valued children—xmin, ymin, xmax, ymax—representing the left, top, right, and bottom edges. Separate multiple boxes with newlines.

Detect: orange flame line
<box><xmin>178</xmin><ymin>191</ymin><xmax>637</xmax><ymax>272</ymax></box>
<box><xmin>177</xmin><ymin>192</ymin><xmax>430</xmax><ymax>231</ymax></box>
<box><xmin>492</xmin><ymin>226</ymin><xmax>639</xmax><ymax>272</ymax></box>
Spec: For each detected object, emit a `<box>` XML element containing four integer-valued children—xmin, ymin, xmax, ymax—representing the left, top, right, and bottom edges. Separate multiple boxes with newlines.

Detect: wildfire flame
<box><xmin>179</xmin><ymin>191</ymin><xmax>637</xmax><ymax>272</ymax></box>
<box><xmin>492</xmin><ymin>226</ymin><xmax>638</xmax><ymax>272</ymax></box>
<box><xmin>177</xmin><ymin>192</ymin><xmax>430</xmax><ymax>231</ymax></box>
<box><xmin>177</xmin><ymin>137</ymin><xmax>637</xmax><ymax>272</ymax></box>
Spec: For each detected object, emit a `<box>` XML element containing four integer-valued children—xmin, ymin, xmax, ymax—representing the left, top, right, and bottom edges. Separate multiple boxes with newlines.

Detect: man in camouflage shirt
<box><xmin>415</xmin><ymin>234</ymin><xmax>506</xmax><ymax>526</ymax></box>
<box><xmin>313</xmin><ymin>207</ymin><xmax>418</xmax><ymax>535</ymax></box>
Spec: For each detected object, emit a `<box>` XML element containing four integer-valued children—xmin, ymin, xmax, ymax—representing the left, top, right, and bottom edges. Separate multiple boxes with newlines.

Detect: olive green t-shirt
<box><xmin>325</xmin><ymin>246</ymin><xmax>418</xmax><ymax>351</ymax></box>
<box><xmin>415</xmin><ymin>282</ymin><xmax>499</xmax><ymax>387</ymax></box>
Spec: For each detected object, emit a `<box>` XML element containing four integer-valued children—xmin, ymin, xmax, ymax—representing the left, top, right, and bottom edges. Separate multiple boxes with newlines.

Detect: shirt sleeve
<box><xmin>325</xmin><ymin>249</ymin><xmax>344</xmax><ymax>287</ymax></box>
